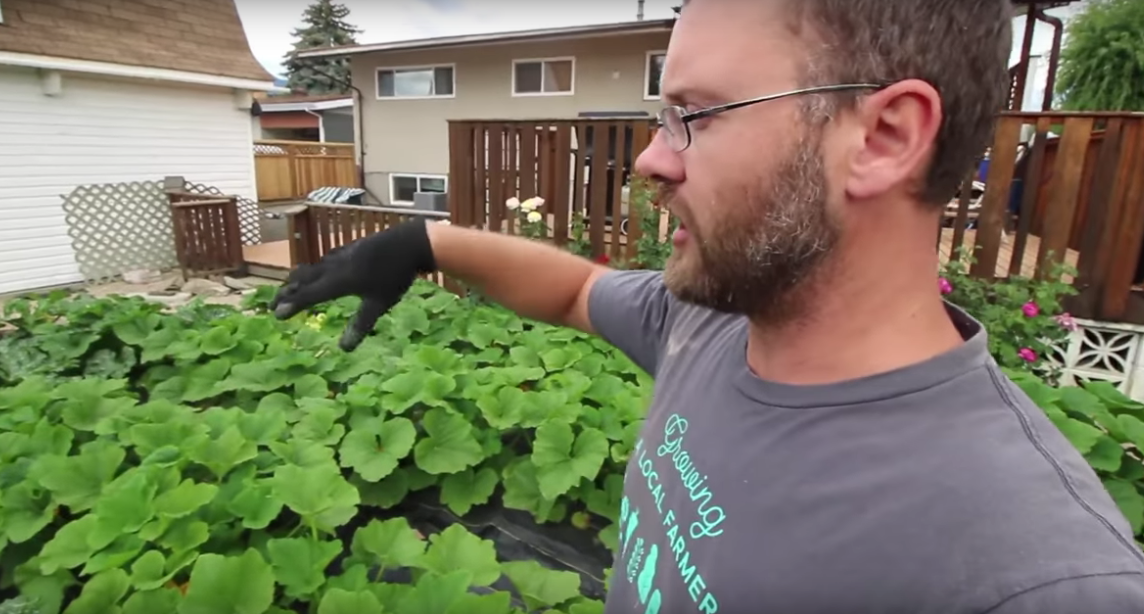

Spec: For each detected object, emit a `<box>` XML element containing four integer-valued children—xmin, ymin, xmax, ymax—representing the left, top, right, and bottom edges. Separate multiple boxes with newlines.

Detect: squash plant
<box><xmin>1008</xmin><ymin>369</ymin><xmax>1144</xmax><ymax>545</ymax></box>
<box><xmin>0</xmin><ymin>283</ymin><xmax>646</xmax><ymax>613</ymax></box>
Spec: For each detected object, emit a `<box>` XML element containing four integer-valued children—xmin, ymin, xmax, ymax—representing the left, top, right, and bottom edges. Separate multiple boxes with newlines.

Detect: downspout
<box><xmin>303</xmin><ymin>108</ymin><xmax>325</xmax><ymax>142</ymax></box>
<box><xmin>302</xmin><ymin>64</ymin><xmax>372</xmax><ymax>200</ymax></box>
<box><xmin>1012</xmin><ymin>4</ymin><xmax>1038</xmax><ymax>110</ymax></box>
<box><xmin>1035</xmin><ymin>9</ymin><xmax>1064</xmax><ymax>111</ymax></box>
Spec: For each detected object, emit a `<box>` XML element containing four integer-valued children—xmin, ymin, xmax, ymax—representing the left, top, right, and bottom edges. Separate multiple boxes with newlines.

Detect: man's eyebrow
<box><xmin>662</xmin><ymin>85</ymin><xmax>723</xmax><ymax>107</ymax></box>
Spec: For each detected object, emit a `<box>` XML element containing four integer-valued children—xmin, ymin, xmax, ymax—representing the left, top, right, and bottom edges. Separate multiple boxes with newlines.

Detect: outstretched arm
<box><xmin>426</xmin><ymin>222</ymin><xmax>610</xmax><ymax>334</ymax></box>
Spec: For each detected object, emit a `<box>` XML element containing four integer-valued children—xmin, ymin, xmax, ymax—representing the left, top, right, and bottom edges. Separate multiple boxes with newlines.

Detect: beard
<box><xmin>662</xmin><ymin>123</ymin><xmax>841</xmax><ymax>324</ymax></box>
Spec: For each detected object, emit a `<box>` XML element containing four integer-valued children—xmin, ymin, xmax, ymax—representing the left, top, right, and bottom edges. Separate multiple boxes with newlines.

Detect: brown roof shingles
<box><xmin>0</xmin><ymin>0</ymin><xmax>274</xmax><ymax>82</ymax></box>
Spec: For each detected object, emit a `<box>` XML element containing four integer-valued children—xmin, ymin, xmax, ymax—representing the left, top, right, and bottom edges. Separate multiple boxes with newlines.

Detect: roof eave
<box><xmin>260</xmin><ymin>98</ymin><xmax>354</xmax><ymax>112</ymax></box>
<box><xmin>0</xmin><ymin>50</ymin><xmax>283</xmax><ymax>91</ymax></box>
<box><xmin>295</xmin><ymin>19</ymin><xmax>676</xmax><ymax>60</ymax></box>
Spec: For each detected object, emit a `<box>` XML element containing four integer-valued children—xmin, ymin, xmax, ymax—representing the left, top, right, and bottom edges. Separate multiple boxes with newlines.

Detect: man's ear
<box><xmin>844</xmin><ymin>79</ymin><xmax>943</xmax><ymax>201</ymax></box>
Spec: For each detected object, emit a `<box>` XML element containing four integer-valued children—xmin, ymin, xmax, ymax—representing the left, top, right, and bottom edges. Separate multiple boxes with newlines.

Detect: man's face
<box><xmin>637</xmin><ymin>0</ymin><xmax>844</xmax><ymax>323</ymax></box>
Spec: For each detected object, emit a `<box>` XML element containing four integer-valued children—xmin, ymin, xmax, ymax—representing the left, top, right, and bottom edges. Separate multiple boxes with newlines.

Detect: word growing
<box><xmin>655</xmin><ymin>414</ymin><xmax>726</xmax><ymax>539</ymax></box>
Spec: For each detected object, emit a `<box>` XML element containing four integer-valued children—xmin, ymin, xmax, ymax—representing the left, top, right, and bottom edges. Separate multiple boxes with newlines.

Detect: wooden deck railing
<box><xmin>254</xmin><ymin>140</ymin><xmax>359</xmax><ymax>202</ymax></box>
<box><xmin>447</xmin><ymin>118</ymin><xmax>657</xmax><ymax>262</ymax></box>
<box><xmin>167</xmin><ymin>191</ymin><xmax>244</xmax><ymax>278</ymax></box>
<box><xmin>942</xmin><ymin>111</ymin><xmax>1144</xmax><ymax>323</ymax></box>
<box><xmin>286</xmin><ymin>203</ymin><xmax>454</xmax><ymax>289</ymax></box>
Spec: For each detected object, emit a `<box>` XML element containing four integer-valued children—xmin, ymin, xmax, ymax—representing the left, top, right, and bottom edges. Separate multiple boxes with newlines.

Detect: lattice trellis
<box><xmin>1053</xmin><ymin>320</ymin><xmax>1144</xmax><ymax>400</ymax></box>
<box><xmin>62</xmin><ymin>181</ymin><xmax>179</xmax><ymax>284</ymax></box>
<box><xmin>182</xmin><ymin>181</ymin><xmax>263</xmax><ymax>246</ymax></box>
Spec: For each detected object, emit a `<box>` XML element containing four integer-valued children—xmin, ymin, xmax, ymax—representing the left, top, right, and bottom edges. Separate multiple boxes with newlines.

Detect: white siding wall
<box><xmin>0</xmin><ymin>66</ymin><xmax>257</xmax><ymax>295</ymax></box>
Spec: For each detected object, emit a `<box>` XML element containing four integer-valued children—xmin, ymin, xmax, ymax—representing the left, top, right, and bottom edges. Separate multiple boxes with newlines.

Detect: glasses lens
<box><xmin>658</xmin><ymin>106</ymin><xmax>688</xmax><ymax>151</ymax></box>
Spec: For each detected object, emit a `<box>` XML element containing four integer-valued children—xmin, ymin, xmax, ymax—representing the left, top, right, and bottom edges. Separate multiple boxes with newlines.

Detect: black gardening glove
<box><xmin>269</xmin><ymin>217</ymin><xmax>437</xmax><ymax>351</ymax></box>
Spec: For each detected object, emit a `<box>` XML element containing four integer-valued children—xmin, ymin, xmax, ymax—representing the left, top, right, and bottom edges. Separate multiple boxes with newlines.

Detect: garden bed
<box><xmin>0</xmin><ymin>282</ymin><xmax>646</xmax><ymax>613</ymax></box>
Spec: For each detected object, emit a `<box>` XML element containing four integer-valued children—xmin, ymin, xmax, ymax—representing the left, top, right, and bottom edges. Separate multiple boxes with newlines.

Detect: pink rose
<box><xmin>1018</xmin><ymin>348</ymin><xmax>1038</xmax><ymax>363</ymax></box>
<box><xmin>1056</xmin><ymin>313</ymin><xmax>1078</xmax><ymax>332</ymax></box>
<box><xmin>938</xmin><ymin>278</ymin><xmax>953</xmax><ymax>295</ymax></box>
<box><xmin>1022</xmin><ymin>301</ymin><xmax>1040</xmax><ymax>318</ymax></box>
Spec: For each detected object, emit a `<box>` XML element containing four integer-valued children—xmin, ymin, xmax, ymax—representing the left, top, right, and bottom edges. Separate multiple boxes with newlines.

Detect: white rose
<box><xmin>520</xmin><ymin>197</ymin><xmax>541</xmax><ymax>212</ymax></box>
<box><xmin>506</xmin><ymin>197</ymin><xmax>521</xmax><ymax>210</ymax></box>
<box><xmin>526</xmin><ymin>211</ymin><xmax>543</xmax><ymax>223</ymax></box>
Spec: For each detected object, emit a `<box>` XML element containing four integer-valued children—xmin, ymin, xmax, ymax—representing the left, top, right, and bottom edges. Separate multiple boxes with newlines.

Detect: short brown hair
<box><xmin>783</xmin><ymin>0</ymin><xmax>1014</xmax><ymax>205</ymax></box>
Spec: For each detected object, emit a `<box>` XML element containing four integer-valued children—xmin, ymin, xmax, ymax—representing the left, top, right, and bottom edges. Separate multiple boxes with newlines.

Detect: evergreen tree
<box><xmin>1057</xmin><ymin>0</ymin><xmax>1144</xmax><ymax>111</ymax></box>
<box><xmin>282</xmin><ymin>0</ymin><xmax>361</xmax><ymax>95</ymax></box>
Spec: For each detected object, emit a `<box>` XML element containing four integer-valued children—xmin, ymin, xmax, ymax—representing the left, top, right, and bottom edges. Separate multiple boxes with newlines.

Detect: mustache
<box><xmin>654</xmin><ymin>183</ymin><xmax>689</xmax><ymax>229</ymax></box>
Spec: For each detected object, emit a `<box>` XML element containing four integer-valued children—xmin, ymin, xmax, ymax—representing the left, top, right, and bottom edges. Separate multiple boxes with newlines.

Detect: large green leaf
<box><xmin>338</xmin><ymin>417</ymin><xmax>416</xmax><ymax>482</ymax></box>
<box><xmin>417</xmin><ymin>524</ymin><xmax>501</xmax><ymax>587</ymax></box>
<box><xmin>503</xmin><ymin>560</ymin><xmax>582</xmax><ymax>611</ymax></box>
<box><xmin>266</xmin><ymin>538</ymin><xmax>342</xmax><ymax>599</ymax></box>
<box><xmin>178</xmin><ymin>550</ymin><xmax>275</xmax><ymax>614</ymax></box>
<box><xmin>317</xmin><ymin>589</ymin><xmax>383</xmax><ymax>614</ymax></box>
<box><xmin>350</xmin><ymin>518</ymin><xmax>426</xmax><ymax>571</ymax></box>
<box><xmin>1104</xmin><ymin>479</ymin><xmax>1144</xmax><ymax>535</ymax></box>
<box><xmin>269</xmin><ymin>462</ymin><xmax>359</xmax><ymax>534</ymax></box>
<box><xmin>413</xmin><ymin>409</ymin><xmax>484</xmax><ymax>475</ymax></box>
<box><xmin>62</xmin><ymin>568</ymin><xmax>129</xmax><ymax>614</ymax></box>
<box><xmin>532</xmin><ymin>423</ymin><xmax>609</xmax><ymax>500</ymax></box>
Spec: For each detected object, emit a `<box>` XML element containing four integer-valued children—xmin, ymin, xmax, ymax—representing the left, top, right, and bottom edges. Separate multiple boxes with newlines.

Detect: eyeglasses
<box><xmin>656</xmin><ymin>83</ymin><xmax>888</xmax><ymax>152</ymax></box>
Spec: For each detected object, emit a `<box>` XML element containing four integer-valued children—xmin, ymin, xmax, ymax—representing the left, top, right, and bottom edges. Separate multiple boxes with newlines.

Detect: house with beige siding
<box><xmin>294</xmin><ymin>19</ymin><xmax>674</xmax><ymax>208</ymax></box>
<box><xmin>0</xmin><ymin>0</ymin><xmax>278</xmax><ymax>295</ymax></box>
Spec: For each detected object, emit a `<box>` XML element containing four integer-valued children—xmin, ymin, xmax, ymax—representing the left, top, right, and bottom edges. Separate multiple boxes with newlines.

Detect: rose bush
<box><xmin>939</xmin><ymin>247</ymin><xmax>1078</xmax><ymax>382</ymax></box>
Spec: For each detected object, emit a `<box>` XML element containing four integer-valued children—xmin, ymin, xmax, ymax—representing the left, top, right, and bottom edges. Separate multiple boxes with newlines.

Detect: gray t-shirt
<box><xmin>588</xmin><ymin>270</ymin><xmax>1144</xmax><ymax>614</ymax></box>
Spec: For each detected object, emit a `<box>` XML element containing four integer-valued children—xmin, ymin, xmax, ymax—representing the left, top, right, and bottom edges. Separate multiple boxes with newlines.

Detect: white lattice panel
<box><xmin>1053</xmin><ymin>319</ymin><xmax>1144</xmax><ymax>400</ymax></box>
<box><xmin>61</xmin><ymin>181</ymin><xmax>179</xmax><ymax>284</ymax></box>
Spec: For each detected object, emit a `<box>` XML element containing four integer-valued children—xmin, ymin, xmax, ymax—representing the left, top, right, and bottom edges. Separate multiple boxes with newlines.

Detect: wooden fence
<box><xmin>167</xmin><ymin>191</ymin><xmax>244</xmax><ymax>278</ymax></box>
<box><xmin>447</xmin><ymin>118</ymin><xmax>658</xmax><ymax>263</ymax></box>
<box><xmin>940</xmin><ymin>111</ymin><xmax>1144</xmax><ymax>323</ymax></box>
<box><xmin>266</xmin><ymin>112</ymin><xmax>1144</xmax><ymax>325</ymax></box>
<box><xmin>286</xmin><ymin>203</ymin><xmax>454</xmax><ymax>288</ymax></box>
<box><xmin>254</xmin><ymin>140</ymin><xmax>359</xmax><ymax>202</ymax></box>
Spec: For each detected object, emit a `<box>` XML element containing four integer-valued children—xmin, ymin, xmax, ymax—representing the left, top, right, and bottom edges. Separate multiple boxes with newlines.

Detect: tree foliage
<box><xmin>282</xmin><ymin>0</ymin><xmax>361</xmax><ymax>95</ymax></box>
<box><xmin>1057</xmin><ymin>0</ymin><xmax>1144</xmax><ymax>111</ymax></box>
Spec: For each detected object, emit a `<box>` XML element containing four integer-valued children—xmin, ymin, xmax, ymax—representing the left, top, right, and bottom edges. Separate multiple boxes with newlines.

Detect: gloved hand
<box><xmin>269</xmin><ymin>217</ymin><xmax>437</xmax><ymax>351</ymax></box>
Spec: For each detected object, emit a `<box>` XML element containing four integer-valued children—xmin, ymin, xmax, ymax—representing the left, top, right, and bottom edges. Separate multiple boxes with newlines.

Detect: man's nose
<box><xmin>634</xmin><ymin>130</ymin><xmax>685</xmax><ymax>185</ymax></box>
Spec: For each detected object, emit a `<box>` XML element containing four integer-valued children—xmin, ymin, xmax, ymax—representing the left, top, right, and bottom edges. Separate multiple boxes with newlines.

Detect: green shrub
<box><xmin>1057</xmin><ymin>0</ymin><xmax>1144</xmax><ymax>111</ymax></box>
<box><xmin>939</xmin><ymin>248</ymin><xmax>1078</xmax><ymax>382</ymax></box>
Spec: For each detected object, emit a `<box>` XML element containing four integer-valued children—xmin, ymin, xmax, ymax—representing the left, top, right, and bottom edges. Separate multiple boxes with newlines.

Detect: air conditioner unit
<box><xmin>413</xmin><ymin>191</ymin><xmax>448</xmax><ymax>212</ymax></box>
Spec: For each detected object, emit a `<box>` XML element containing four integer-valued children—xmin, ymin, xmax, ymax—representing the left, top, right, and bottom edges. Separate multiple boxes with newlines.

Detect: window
<box><xmin>645</xmin><ymin>51</ymin><xmax>666</xmax><ymax>99</ymax></box>
<box><xmin>377</xmin><ymin>65</ymin><xmax>454</xmax><ymax>99</ymax></box>
<box><xmin>390</xmin><ymin>174</ymin><xmax>447</xmax><ymax>205</ymax></box>
<box><xmin>512</xmin><ymin>58</ymin><xmax>574</xmax><ymax>96</ymax></box>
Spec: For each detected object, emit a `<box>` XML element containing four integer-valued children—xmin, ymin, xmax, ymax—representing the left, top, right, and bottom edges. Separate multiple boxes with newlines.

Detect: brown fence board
<box><xmin>1008</xmin><ymin>116</ymin><xmax>1053</xmax><ymax>277</ymax></box>
<box><xmin>1102</xmin><ymin>124</ymin><xmax>1144</xmax><ymax>318</ymax></box>
<box><xmin>1037</xmin><ymin>116</ymin><xmax>1095</xmax><ymax>274</ymax></box>
<box><xmin>488</xmin><ymin>123</ymin><xmax>506</xmax><ymax>233</ymax></box>
<box><xmin>552</xmin><ymin>123</ymin><xmax>573</xmax><ymax>246</ymax></box>
<box><xmin>971</xmin><ymin>115</ymin><xmax>1024</xmax><ymax>277</ymax></box>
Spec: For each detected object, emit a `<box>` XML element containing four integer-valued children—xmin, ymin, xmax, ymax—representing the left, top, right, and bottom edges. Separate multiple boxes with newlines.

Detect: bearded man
<box><xmin>270</xmin><ymin>0</ymin><xmax>1144</xmax><ymax>611</ymax></box>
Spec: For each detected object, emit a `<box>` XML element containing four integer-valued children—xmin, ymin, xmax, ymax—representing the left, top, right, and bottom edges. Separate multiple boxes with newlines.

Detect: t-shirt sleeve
<box><xmin>984</xmin><ymin>573</ymin><xmax>1144</xmax><ymax>614</ymax></box>
<box><xmin>587</xmin><ymin>269</ymin><xmax>676</xmax><ymax>376</ymax></box>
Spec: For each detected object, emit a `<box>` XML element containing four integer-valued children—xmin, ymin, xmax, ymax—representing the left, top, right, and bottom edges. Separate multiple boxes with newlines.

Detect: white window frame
<box><xmin>375</xmin><ymin>64</ymin><xmax>456</xmax><ymax>100</ymax></box>
<box><xmin>389</xmin><ymin>173</ymin><xmax>448</xmax><ymax>206</ymax></box>
<box><xmin>644</xmin><ymin>50</ymin><xmax>667</xmax><ymax>100</ymax></box>
<box><xmin>511</xmin><ymin>56</ymin><xmax>576</xmax><ymax>97</ymax></box>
